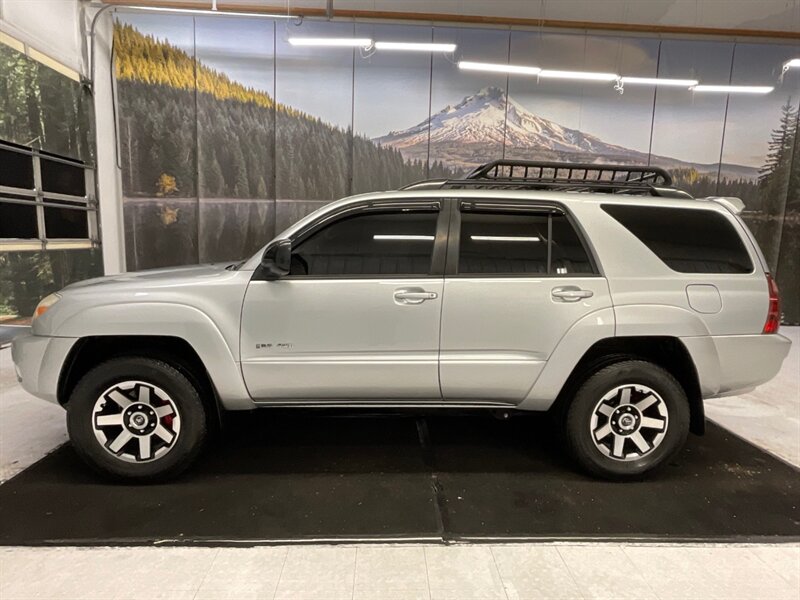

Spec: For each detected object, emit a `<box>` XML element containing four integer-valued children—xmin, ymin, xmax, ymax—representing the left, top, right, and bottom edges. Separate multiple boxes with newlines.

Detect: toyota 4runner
<box><xmin>11</xmin><ymin>160</ymin><xmax>791</xmax><ymax>481</ymax></box>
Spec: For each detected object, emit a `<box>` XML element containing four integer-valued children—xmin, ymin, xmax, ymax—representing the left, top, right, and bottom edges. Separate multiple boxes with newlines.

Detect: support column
<box><xmin>90</xmin><ymin>7</ymin><xmax>126</xmax><ymax>274</ymax></box>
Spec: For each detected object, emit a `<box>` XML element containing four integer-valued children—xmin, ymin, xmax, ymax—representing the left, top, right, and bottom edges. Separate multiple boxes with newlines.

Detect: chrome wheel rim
<box><xmin>590</xmin><ymin>384</ymin><xmax>668</xmax><ymax>462</ymax></box>
<box><xmin>92</xmin><ymin>380</ymin><xmax>181</xmax><ymax>463</ymax></box>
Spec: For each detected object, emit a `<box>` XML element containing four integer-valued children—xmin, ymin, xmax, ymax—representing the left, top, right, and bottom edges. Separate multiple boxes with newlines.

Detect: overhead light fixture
<box><xmin>373</xmin><ymin>235</ymin><xmax>435</xmax><ymax>241</ymax></box>
<box><xmin>288</xmin><ymin>37</ymin><xmax>372</xmax><ymax>47</ymax></box>
<box><xmin>539</xmin><ymin>69</ymin><xmax>618</xmax><ymax>82</ymax></box>
<box><xmin>691</xmin><ymin>84</ymin><xmax>774</xmax><ymax>94</ymax></box>
<box><xmin>126</xmin><ymin>5</ymin><xmax>296</xmax><ymax>18</ymax></box>
<box><xmin>374</xmin><ymin>41</ymin><xmax>456</xmax><ymax>52</ymax></box>
<box><xmin>470</xmin><ymin>236</ymin><xmax>541</xmax><ymax>242</ymax></box>
<box><xmin>619</xmin><ymin>76</ymin><xmax>699</xmax><ymax>87</ymax></box>
<box><xmin>458</xmin><ymin>61</ymin><xmax>541</xmax><ymax>76</ymax></box>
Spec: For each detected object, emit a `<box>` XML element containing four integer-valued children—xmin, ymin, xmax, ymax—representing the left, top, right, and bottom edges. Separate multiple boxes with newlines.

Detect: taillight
<box><xmin>763</xmin><ymin>274</ymin><xmax>780</xmax><ymax>334</ymax></box>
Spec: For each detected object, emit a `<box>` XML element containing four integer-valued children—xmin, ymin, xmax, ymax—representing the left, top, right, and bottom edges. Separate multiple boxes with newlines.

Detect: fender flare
<box><xmin>520</xmin><ymin>307</ymin><xmax>615</xmax><ymax>410</ymax></box>
<box><xmin>520</xmin><ymin>304</ymin><xmax>720</xmax><ymax>411</ymax></box>
<box><xmin>55</xmin><ymin>302</ymin><xmax>253</xmax><ymax>409</ymax></box>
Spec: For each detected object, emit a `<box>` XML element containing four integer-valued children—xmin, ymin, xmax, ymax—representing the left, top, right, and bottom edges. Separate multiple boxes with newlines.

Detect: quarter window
<box><xmin>457</xmin><ymin>209</ymin><xmax>594</xmax><ymax>275</ymax></box>
<box><xmin>602</xmin><ymin>204</ymin><xmax>753</xmax><ymax>274</ymax></box>
<box><xmin>290</xmin><ymin>210</ymin><xmax>438</xmax><ymax>277</ymax></box>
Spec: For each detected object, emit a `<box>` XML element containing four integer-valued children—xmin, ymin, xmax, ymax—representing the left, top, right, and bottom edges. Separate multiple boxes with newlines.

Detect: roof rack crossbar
<box><xmin>400</xmin><ymin>159</ymin><xmax>690</xmax><ymax>198</ymax></box>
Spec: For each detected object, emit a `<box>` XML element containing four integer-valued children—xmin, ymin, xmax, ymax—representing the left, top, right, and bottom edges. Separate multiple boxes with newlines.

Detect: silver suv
<box><xmin>11</xmin><ymin>161</ymin><xmax>791</xmax><ymax>481</ymax></box>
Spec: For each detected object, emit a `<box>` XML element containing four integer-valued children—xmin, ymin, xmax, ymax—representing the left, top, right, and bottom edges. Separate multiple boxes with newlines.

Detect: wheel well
<box><xmin>58</xmin><ymin>335</ymin><xmax>222</xmax><ymax>430</ymax></box>
<box><xmin>553</xmin><ymin>336</ymin><xmax>705</xmax><ymax>435</ymax></box>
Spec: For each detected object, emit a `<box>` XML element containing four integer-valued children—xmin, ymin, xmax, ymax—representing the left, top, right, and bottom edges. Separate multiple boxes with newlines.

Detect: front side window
<box><xmin>457</xmin><ymin>209</ymin><xmax>594</xmax><ymax>276</ymax></box>
<box><xmin>290</xmin><ymin>209</ymin><xmax>438</xmax><ymax>277</ymax></box>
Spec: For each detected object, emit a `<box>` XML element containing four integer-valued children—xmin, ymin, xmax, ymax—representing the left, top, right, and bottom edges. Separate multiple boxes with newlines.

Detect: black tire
<box><xmin>565</xmin><ymin>360</ymin><xmax>690</xmax><ymax>480</ymax></box>
<box><xmin>66</xmin><ymin>357</ymin><xmax>208</xmax><ymax>482</ymax></box>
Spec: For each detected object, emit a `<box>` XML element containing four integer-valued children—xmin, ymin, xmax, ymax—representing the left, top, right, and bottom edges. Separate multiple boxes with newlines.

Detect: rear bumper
<box><xmin>10</xmin><ymin>333</ymin><xmax>77</xmax><ymax>404</ymax></box>
<box><xmin>682</xmin><ymin>333</ymin><xmax>792</xmax><ymax>398</ymax></box>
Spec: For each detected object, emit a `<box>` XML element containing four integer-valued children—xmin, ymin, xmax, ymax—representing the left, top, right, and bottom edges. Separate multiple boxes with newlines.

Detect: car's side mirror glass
<box><xmin>260</xmin><ymin>239</ymin><xmax>291</xmax><ymax>279</ymax></box>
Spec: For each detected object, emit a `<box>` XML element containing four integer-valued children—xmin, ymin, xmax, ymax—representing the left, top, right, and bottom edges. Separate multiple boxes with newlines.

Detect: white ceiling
<box><xmin>154</xmin><ymin>0</ymin><xmax>800</xmax><ymax>35</ymax></box>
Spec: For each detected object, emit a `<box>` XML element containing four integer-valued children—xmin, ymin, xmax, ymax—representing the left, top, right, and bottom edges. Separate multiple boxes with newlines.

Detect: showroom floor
<box><xmin>0</xmin><ymin>329</ymin><xmax>798</xmax><ymax>599</ymax></box>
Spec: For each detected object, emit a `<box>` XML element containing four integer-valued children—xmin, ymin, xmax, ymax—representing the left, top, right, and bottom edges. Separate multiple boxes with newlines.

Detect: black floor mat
<box><xmin>0</xmin><ymin>413</ymin><xmax>797</xmax><ymax>545</ymax></box>
<box><xmin>427</xmin><ymin>416</ymin><xmax>800</xmax><ymax>540</ymax></box>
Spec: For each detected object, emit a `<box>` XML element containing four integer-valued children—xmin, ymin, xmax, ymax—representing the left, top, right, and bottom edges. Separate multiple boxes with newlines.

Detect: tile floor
<box><xmin>0</xmin><ymin>543</ymin><xmax>798</xmax><ymax>600</ymax></box>
<box><xmin>0</xmin><ymin>329</ymin><xmax>798</xmax><ymax>599</ymax></box>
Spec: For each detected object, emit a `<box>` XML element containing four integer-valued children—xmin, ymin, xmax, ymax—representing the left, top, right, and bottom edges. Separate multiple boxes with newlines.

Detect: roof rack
<box><xmin>401</xmin><ymin>159</ymin><xmax>692</xmax><ymax>199</ymax></box>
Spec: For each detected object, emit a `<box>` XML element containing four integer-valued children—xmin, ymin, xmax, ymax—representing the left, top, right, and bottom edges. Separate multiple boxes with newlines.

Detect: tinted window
<box><xmin>602</xmin><ymin>204</ymin><xmax>753</xmax><ymax>274</ymax></box>
<box><xmin>44</xmin><ymin>206</ymin><xmax>89</xmax><ymax>239</ymax></box>
<box><xmin>550</xmin><ymin>214</ymin><xmax>594</xmax><ymax>274</ymax></box>
<box><xmin>0</xmin><ymin>148</ymin><xmax>34</xmax><ymax>189</ymax></box>
<box><xmin>0</xmin><ymin>201</ymin><xmax>38</xmax><ymax>238</ymax></box>
<box><xmin>457</xmin><ymin>210</ymin><xmax>593</xmax><ymax>275</ymax></box>
<box><xmin>41</xmin><ymin>159</ymin><xmax>86</xmax><ymax>196</ymax></box>
<box><xmin>291</xmin><ymin>210</ymin><xmax>438</xmax><ymax>276</ymax></box>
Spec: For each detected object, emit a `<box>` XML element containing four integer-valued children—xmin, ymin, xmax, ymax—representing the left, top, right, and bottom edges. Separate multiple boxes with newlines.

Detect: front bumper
<box><xmin>682</xmin><ymin>332</ymin><xmax>792</xmax><ymax>398</ymax></box>
<box><xmin>11</xmin><ymin>333</ymin><xmax>78</xmax><ymax>404</ymax></box>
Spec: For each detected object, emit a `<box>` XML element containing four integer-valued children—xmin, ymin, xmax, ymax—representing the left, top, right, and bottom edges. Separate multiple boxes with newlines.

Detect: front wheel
<box><xmin>565</xmin><ymin>360</ymin><xmax>690</xmax><ymax>480</ymax></box>
<box><xmin>67</xmin><ymin>357</ymin><xmax>208</xmax><ymax>482</ymax></box>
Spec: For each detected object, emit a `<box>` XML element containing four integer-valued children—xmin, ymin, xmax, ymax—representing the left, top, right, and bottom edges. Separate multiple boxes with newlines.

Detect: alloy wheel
<box><xmin>92</xmin><ymin>380</ymin><xmax>181</xmax><ymax>463</ymax></box>
<box><xmin>589</xmin><ymin>384</ymin><xmax>669</xmax><ymax>461</ymax></box>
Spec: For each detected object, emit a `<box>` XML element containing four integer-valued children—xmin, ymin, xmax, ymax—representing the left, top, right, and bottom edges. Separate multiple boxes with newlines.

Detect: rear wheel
<box><xmin>565</xmin><ymin>360</ymin><xmax>690</xmax><ymax>479</ymax></box>
<box><xmin>67</xmin><ymin>357</ymin><xmax>207</xmax><ymax>482</ymax></box>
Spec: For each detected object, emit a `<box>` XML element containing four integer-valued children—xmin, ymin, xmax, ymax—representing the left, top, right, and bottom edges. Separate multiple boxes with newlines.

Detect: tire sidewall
<box><xmin>567</xmin><ymin>361</ymin><xmax>690</xmax><ymax>479</ymax></box>
<box><xmin>67</xmin><ymin>357</ymin><xmax>207</xmax><ymax>482</ymax></box>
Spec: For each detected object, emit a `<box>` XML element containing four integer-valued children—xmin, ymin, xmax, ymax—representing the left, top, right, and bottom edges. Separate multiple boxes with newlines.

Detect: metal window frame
<box><xmin>0</xmin><ymin>141</ymin><xmax>98</xmax><ymax>252</ymax></box>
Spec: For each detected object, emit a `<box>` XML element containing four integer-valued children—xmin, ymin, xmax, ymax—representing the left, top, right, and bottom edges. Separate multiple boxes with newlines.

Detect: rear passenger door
<box><xmin>439</xmin><ymin>200</ymin><xmax>612</xmax><ymax>402</ymax></box>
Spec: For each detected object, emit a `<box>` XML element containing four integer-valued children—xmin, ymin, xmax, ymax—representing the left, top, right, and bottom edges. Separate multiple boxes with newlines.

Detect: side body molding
<box><xmin>55</xmin><ymin>302</ymin><xmax>254</xmax><ymax>410</ymax></box>
<box><xmin>520</xmin><ymin>307</ymin><xmax>615</xmax><ymax>410</ymax></box>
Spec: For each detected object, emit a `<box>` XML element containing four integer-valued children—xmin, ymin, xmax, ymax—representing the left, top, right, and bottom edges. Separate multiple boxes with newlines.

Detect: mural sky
<box><xmin>120</xmin><ymin>14</ymin><xmax>799</xmax><ymax>169</ymax></box>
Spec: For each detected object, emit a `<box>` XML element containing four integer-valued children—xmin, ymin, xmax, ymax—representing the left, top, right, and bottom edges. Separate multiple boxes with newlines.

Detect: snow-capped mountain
<box><xmin>373</xmin><ymin>86</ymin><xmax>757</xmax><ymax>180</ymax></box>
<box><xmin>373</xmin><ymin>86</ymin><xmax>643</xmax><ymax>169</ymax></box>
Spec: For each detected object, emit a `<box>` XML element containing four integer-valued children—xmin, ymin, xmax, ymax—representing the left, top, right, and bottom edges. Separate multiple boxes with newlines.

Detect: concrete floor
<box><xmin>0</xmin><ymin>329</ymin><xmax>798</xmax><ymax>599</ymax></box>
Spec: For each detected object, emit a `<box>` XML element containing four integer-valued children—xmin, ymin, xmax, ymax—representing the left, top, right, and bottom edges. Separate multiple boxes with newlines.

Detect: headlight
<box><xmin>33</xmin><ymin>293</ymin><xmax>61</xmax><ymax>320</ymax></box>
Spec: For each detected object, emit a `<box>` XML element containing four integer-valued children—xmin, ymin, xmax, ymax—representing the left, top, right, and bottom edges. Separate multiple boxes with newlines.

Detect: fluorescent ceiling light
<box><xmin>691</xmin><ymin>84</ymin><xmax>774</xmax><ymax>94</ymax></box>
<box><xmin>539</xmin><ymin>69</ymin><xmax>618</xmax><ymax>82</ymax></box>
<box><xmin>126</xmin><ymin>6</ymin><xmax>294</xmax><ymax>18</ymax></box>
<box><xmin>620</xmin><ymin>76</ymin><xmax>699</xmax><ymax>87</ymax></box>
<box><xmin>783</xmin><ymin>58</ymin><xmax>800</xmax><ymax>69</ymax></box>
<box><xmin>375</xmin><ymin>41</ymin><xmax>456</xmax><ymax>52</ymax></box>
<box><xmin>289</xmin><ymin>37</ymin><xmax>372</xmax><ymax>47</ymax></box>
<box><xmin>458</xmin><ymin>61</ymin><xmax>541</xmax><ymax>76</ymax></box>
<box><xmin>373</xmin><ymin>235</ymin><xmax>434</xmax><ymax>241</ymax></box>
<box><xmin>471</xmin><ymin>236</ymin><xmax>540</xmax><ymax>242</ymax></box>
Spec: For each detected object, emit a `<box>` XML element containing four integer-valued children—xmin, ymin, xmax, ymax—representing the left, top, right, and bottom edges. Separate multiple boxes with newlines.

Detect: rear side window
<box><xmin>457</xmin><ymin>209</ymin><xmax>594</xmax><ymax>275</ymax></box>
<box><xmin>602</xmin><ymin>205</ymin><xmax>753</xmax><ymax>274</ymax></box>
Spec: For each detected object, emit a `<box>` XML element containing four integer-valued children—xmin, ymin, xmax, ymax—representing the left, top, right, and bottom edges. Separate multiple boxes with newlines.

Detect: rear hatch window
<box><xmin>601</xmin><ymin>204</ymin><xmax>753</xmax><ymax>274</ymax></box>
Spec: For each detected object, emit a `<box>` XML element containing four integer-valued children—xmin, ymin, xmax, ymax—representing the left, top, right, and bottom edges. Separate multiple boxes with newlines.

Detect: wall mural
<box><xmin>113</xmin><ymin>15</ymin><xmax>799</xmax><ymax>323</ymax></box>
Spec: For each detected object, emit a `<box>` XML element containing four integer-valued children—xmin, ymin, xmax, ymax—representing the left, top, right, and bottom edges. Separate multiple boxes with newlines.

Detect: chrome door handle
<box><xmin>394</xmin><ymin>289</ymin><xmax>438</xmax><ymax>305</ymax></box>
<box><xmin>552</xmin><ymin>286</ymin><xmax>593</xmax><ymax>302</ymax></box>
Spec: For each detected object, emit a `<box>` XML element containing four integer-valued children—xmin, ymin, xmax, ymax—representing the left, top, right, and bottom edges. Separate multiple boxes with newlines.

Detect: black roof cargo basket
<box><xmin>402</xmin><ymin>159</ymin><xmax>692</xmax><ymax>199</ymax></box>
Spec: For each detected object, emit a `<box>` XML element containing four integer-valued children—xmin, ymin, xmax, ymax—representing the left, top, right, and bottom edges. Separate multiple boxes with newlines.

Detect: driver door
<box><xmin>240</xmin><ymin>200</ymin><xmax>448</xmax><ymax>401</ymax></box>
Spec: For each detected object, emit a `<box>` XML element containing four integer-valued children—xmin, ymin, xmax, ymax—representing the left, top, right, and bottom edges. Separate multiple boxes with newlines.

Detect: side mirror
<box><xmin>260</xmin><ymin>239</ymin><xmax>291</xmax><ymax>280</ymax></box>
